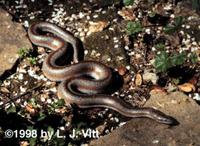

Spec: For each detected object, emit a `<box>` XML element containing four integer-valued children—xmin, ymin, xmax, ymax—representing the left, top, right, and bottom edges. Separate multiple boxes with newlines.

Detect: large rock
<box><xmin>90</xmin><ymin>92</ymin><xmax>200</xmax><ymax>146</ymax></box>
<box><xmin>0</xmin><ymin>9</ymin><xmax>31</xmax><ymax>77</ymax></box>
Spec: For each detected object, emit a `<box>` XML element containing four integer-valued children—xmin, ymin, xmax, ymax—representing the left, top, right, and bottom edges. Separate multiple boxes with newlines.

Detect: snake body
<box><xmin>28</xmin><ymin>22</ymin><xmax>177</xmax><ymax>125</ymax></box>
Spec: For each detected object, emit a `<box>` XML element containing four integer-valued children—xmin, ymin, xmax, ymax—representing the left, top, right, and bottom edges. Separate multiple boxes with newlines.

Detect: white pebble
<box><xmin>114</xmin><ymin>44</ymin><xmax>119</xmax><ymax>48</ymax></box>
<box><xmin>152</xmin><ymin>139</ymin><xmax>159</xmax><ymax>144</ymax></box>
<box><xmin>41</xmin><ymin>97</ymin><xmax>46</xmax><ymax>102</ymax></box>
<box><xmin>124</xmin><ymin>46</ymin><xmax>129</xmax><ymax>50</ymax></box>
<box><xmin>193</xmin><ymin>93</ymin><xmax>200</xmax><ymax>101</ymax></box>
<box><xmin>78</xmin><ymin>12</ymin><xmax>85</xmax><ymax>19</ymax></box>
<box><xmin>84</xmin><ymin>50</ymin><xmax>89</xmax><ymax>55</ymax></box>
<box><xmin>114</xmin><ymin>117</ymin><xmax>119</xmax><ymax>122</ymax></box>
<box><xmin>47</xmin><ymin>99</ymin><xmax>52</xmax><ymax>104</ymax></box>
<box><xmin>18</xmin><ymin>73</ymin><xmax>24</xmax><ymax>80</ymax></box>
<box><xmin>102</xmin><ymin>10</ymin><xmax>106</xmax><ymax>14</ymax></box>
<box><xmin>170</xmin><ymin>14</ymin><xmax>175</xmax><ymax>18</ymax></box>
<box><xmin>119</xmin><ymin>122</ymin><xmax>126</xmax><ymax>127</ymax></box>
<box><xmin>20</xmin><ymin>86</ymin><xmax>26</xmax><ymax>93</ymax></box>
<box><xmin>86</xmin><ymin>16</ymin><xmax>90</xmax><ymax>20</ymax></box>
<box><xmin>23</xmin><ymin>20</ymin><xmax>29</xmax><ymax>27</ymax></box>
<box><xmin>49</xmin><ymin>87</ymin><xmax>57</xmax><ymax>93</ymax></box>
<box><xmin>152</xmin><ymin>47</ymin><xmax>156</xmax><ymax>51</ymax></box>
<box><xmin>93</xmin><ymin>14</ymin><xmax>99</xmax><ymax>18</ymax></box>
<box><xmin>145</xmin><ymin>28</ymin><xmax>151</xmax><ymax>34</ymax></box>
<box><xmin>107</xmin><ymin>58</ymin><xmax>111</xmax><ymax>62</ymax></box>
<box><xmin>126</xmin><ymin>65</ymin><xmax>131</xmax><ymax>70</ymax></box>
<box><xmin>186</xmin><ymin>25</ymin><xmax>190</xmax><ymax>29</ymax></box>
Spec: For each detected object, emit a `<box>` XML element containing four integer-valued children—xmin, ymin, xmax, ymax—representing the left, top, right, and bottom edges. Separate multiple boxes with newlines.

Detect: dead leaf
<box><xmin>0</xmin><ymin>87</ymin><xmax>10</xmax><ymax>93</ymax></box>
<box><xmin>188</xmin><ymin>76</ymin><xmax>197</xmax><ymax>85</ymax></box>
<box><xmin>117</xmin><ymin>66</ymin><xmax>127</xmax><ymax>76</ymax></box>
<box><xmin>118</xmin><ymin>8</ymin><xmax>136</xmax><ymax>21</ymax></box>
<box><xmin>25</xmin><ymin>104</ymin><xmax>35</xmax><ymax>114</ymax></box>
<box><xmin>96</xmin><ymin>124</ymin><xmax>106</xmax><ymax>134</ymax></box>
<box><xmin>165</xmin><ymin>34</ymin><xmax>180</xmax><ymax>47</ymax></box>
<box><xmin>178</xmin><ymin>83</ymin><xmax>195</xmax><ymax>93</ymax></box>
<box><xmin>134</xmin><ymin>73</ymin><xmax>143</xmax><ymax>86</ymax></box>
<box><xmin>87</xmin><ymin>21</ymin><xmax>109</xmax><ymax>36</ymax></box>
<box><xmin>37</xmin><ymin>47</ymin><xmax>46</xmax><ymax>53</ymax></box>
<box><xmin>150</xmin><ymin>85</ymin><xmax>167</xmax><ymax>94</ymax></box>
<box><xmin>20</xmin><ymin>141</ymin><xmax>29</xmax><ymax>146</ymax></box>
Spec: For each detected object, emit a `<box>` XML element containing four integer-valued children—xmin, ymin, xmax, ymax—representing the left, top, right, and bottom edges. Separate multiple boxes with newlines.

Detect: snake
<box><xmin>28</xmin><ymin>22</ymin><xmax>177</xmax><ymax>125</ymax></box>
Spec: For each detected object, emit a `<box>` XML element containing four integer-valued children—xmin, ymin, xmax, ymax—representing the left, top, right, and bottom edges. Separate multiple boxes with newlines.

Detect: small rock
<box><xmin>0</xmin><ymin>9</ymin><xmax>32</xmax><ymax>76</ymax></box>
<box><xmin>193</xmin><ymin>93</ymin><xmax>200</xmax><ymax>101</ymax></box>
<box><xmin>90</xmin><ymin>92</ymin><xmax>200</xmax><ymax>146</ymax></box>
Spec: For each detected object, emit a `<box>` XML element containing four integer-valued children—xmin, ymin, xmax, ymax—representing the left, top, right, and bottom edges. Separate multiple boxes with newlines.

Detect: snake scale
<box><xmin>28</xmin><ymin>22</ymin><xmax>177</xmax><ymax>125</ymax></box>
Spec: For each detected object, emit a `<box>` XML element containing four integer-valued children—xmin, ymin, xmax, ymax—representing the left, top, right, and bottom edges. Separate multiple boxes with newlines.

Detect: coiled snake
<box><xmin>28</xmin><ymin>22</ymin><xmax>177</xmax><ymax>125</ymax></box>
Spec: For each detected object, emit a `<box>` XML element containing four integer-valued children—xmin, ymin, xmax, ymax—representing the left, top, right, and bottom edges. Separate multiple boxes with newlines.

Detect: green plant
<box><xmin>148</xmin><ymin>11</ymin><xmax>156</xmax><ymax>17</ymax></box>
<box><xmin>192</xmin><ymin>0</ymin><xmax>200</xmax><ymax>11</ymax></box>
<box><xmin>170</xmin><ymin>52</ymin><xmax>187</xmax><ymax>66</ymax></box>
<box><xmin>28</xmin><ymin>97</ymin><xmax>38</xmax><ymax>108</ymax></box>
<box><xmin>189</xmin><ymin>52</ymin><xmax>198</xmax><ymax>63</ymax></box>
<box><xmin>6</xmin><ymin>103</ymin><xmax>17</xmax><ymax>114</ymax></box>
<box><xmin>155</xmin><ymin>43</ymin><xmax>165</xmax><ymax>50</ymax></box>
<box><xmin>154</xmin><ymin>51</ymin><xmax>197</xmax><ymax>73</ymax></box>
<box><xmin>164</xmin><ymin>16</ymin><xmax>185</xmax><ymax>34</ymax></box>
<box><xmin>123</xmin><ymin>0</ymin><xmax>135</xmax><ymax>6</ymax></box>
<box><xmin>17</xmin><ymin>48</ymin><xmax>29</xmax><ymax>58</ymax></box>
<box><xmin>126</xmin><ymin>21</ymin><xmax>143</xmax><ymax>36</ymax></box>
<box><xmin>37</xmin><ymin>111</ymin><xmax>46</xmax><ymax>121</ymax></box>
<box><xmin>154</xmin><ymin>51</ymin><xmax>171</xmax><ymax>73</ymax></box>
<box><xmin>51</xmin><ymin>99</ymin><xmax>65</xmax><ymax>109</ymax></box>
<box><xmin>28</xmin><ymin>57</ymin><xmax>37</xmax><ymax>65</ymax></box>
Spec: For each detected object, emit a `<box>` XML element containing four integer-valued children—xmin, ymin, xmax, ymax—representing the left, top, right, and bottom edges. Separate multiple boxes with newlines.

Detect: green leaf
<box><xmin>174</xmin><ymin>16</ymin><xmax>184</xmax><ymax>27</ymax></box>
<box><xmin>28</xmin><ymin>97</ymin><xmax>37</xmax><ymax>108</ymax></box>
<box><xmin>123</xmin><ymin>0</ymin><xmax>134</xmax><ymax>6</ymax></box>
<box><xmin>29</xmin><ymin>138</ymin><xmax>37</xmax><ymax>146</ymax></box>
<box><xmin>154</xmin><ymin>51</ymin><xmax>171</xmax><ymax>73</ymax></box>
<box><xmin>6</xmin><ymin>104</ymin><xmax>16</xmax><ymax>114</ymax></box>
<box><xmin>52</xmin><ymin>99</ymin><xmax>65</xmax><ymax>109</ymax></box>
<box><xmin>56</xmin><ymin>99</ymin><xmax>65</xmax><ymax>106</ymax></box>
<box><xmin>189</xmin><ymin>52</ymin><xmax>198</xmax><ymax>63</ymax></box>
<box><xmin>164</xmin><ymin>16</ymin><xmax>184</xmax><ymax>34</ymax></box>
<box><xmin>155</xmin><ymin>43</ymin><xmax>165</xmax><ymax>50</ymax></box>
<box><xmin>163</xmin><ymin>25</ymin><xmax>176</xmax><ymax>34</ymax></box>
<box><xmin>17</xmin><ymin>48</ymin><xmax>29</xmax><ymax>58</ymax></box>
<box><xmin>192</xmin><ymin>0</ymin><xmax>200</xmax><ymax>11</ymax></box>
<box><xmin>126</xmin><ymin>21</ymin><xmax>143</xmax><ymax>36</ymax></box>
<box><xmin>148</xmin><ymin>11</ymin><xmax>156</xmax><ymax>17</ymax></box>
<box><xmin>170</xmin><ymin>52</ymin><xmax>187</xmax><ymax>66</ymax></box>
<box><xmin>47</xmin><ymin>126</ymin><xmax>54</xmax><ymax>135</ymax></box>
<box><xmin>37</xmin><ymin>111</ymin><xmax>46</xmax><ymax>121</ymax></box>
<box><xmin>172</xmin><ymin>78</ymin><xmax>180</xmax><ymax>85</ymax></box>
<box><xmin>28</xmin><ymin>57</ymin><xmax>37</xmax><ymax>65</ymax></box>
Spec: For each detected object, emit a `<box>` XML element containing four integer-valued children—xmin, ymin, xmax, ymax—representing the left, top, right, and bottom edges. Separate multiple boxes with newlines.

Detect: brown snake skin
<box><xmin>28</xmin><ymin>22</ymin><xmax>177</xmax><ymax>125</ymax></box>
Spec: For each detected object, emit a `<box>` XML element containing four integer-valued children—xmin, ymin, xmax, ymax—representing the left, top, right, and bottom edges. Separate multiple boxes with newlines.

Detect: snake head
<box><xmin>158</xmin><ymin>115</ymin><xmax>179</xmax><ymax>126</ymax></box>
